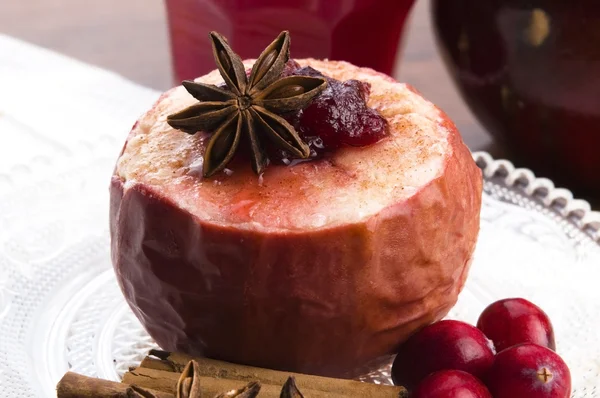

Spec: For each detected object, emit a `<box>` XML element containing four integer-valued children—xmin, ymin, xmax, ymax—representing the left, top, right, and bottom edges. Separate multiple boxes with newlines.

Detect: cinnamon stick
<box><xmin>123</xmin><ymin>366</ymin><xmax>352</xmax><ymax>397</ymax></box>
<box><xmin>126</xmin><ymin>350</ymin><xmax>407</xmax><ymax>398</ymax></box>
<box><xmin>56</xmin><ymin>372</ymin><xmax>173</xmax><ymax>398</ymax></box>
<box><xmin>122</xmin><ymin>367</ymin><xmax>181</xmax><ymax>392</ymax></box>
<box><xmin>140</xmin><ymin>356</ymin><xmax>180</xmax><ymax>372</ymax></box>
<box><xmin>195</xmin><ymin>376</ymin><xmax>347</xmax><ymax>398</ymax></box>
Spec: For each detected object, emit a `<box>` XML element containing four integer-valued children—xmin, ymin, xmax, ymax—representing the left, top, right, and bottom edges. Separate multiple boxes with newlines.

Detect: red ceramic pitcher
<box><xmin>165</xmin><ymin>0</ymin><xmax>416</xmax><ymax>83</ymax></box>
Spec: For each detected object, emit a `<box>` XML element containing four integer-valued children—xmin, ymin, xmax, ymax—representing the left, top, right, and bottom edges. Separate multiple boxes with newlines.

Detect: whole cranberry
<box><xmin>412</xmin><ymin>370</ymin><xmax>492</xmax><ymax>398</ymax></box>
<box><xmin>477</xmin><ymin>298</ymin><xmax>556</xmax><ymax>352</ymax></box>
<box><xmin>486</xmin><ymin>343</ymin><xmax>571</xmax><ymax>398</ymax></box>
<box><xmin>391</xmin><ymin>320</ymin><xmax>495</xmax><ymax>389</ymax></box>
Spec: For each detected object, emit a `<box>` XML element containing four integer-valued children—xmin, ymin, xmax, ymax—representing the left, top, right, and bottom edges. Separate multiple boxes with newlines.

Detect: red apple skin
<box><xmin>477</xmin><ymin>298</ymin><xmax>556</xmax><ymax>353</ymax></box>
<box><xmin>391</xmin><ymin>320</ymin><xmax>495</xmax><ymax>389</ymax></box>
<box><xmin>486</xmin><ymin>343</ymin><xmax>571</xmax><ymax>398</ymax></box>
<box><xmin>110</xmin><ymin>62</ymin><xmax>482</xmax><ymax>378</ymax></box>
<box><xmin>412</xmin><ymin>370</ymin><xmax>492</xmax><ymax>398</ymax></box>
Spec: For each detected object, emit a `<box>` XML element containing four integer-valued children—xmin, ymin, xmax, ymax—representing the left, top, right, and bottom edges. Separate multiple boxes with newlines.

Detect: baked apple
<box><xmin>110</xmin><ymin>31</ymin><xmax>482</xmax><ymax>377</ymax></box>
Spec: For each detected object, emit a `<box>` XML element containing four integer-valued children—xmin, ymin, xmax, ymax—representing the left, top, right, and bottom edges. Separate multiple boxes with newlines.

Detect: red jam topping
<box><xmin>269</xmin><ymin>63</ymin><xmax>388</xmax><ymax>164</ymax></box>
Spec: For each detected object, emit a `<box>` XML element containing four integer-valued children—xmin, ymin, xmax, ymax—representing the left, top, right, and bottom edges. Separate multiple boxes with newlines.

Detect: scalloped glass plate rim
<box><xmin>0</xmin><ymin>151</ymin><xmax>599</xmax><ymax>398</ymax></box>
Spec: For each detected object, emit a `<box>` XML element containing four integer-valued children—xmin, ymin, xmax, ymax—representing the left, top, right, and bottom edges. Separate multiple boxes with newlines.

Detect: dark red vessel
<box><xmin>433</xmin><ymin>0</ymin><xmax>600</xmax><ymax>197</ymax></box>
<box><xmin>165</xmin><ymin>0</ymin><xmax>416</xmax><ymax>82</ymax></box>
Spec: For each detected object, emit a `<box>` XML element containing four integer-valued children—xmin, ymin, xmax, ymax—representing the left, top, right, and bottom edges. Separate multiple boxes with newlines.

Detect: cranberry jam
<box><xmin>271</xmin><ymin>61</ymin><xmax>389</xmax><ymax>164</ymax></box>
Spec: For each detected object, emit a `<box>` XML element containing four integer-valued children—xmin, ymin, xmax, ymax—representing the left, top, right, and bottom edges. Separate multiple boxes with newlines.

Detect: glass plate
<box><xmin>2</xmin><ymin>33</ymin><xmax>599</xmax><ymax>397</ymax></box>
<box><xmin>1</xmin><ymin>146</ymin><xmax>599</xmax><ymax>397</ymax></box>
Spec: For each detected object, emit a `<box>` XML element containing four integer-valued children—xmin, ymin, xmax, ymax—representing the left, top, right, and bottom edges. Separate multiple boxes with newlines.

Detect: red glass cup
<box><xmin>165</xmin><ymin>0</ymin><xmax>416</xmax><ymax>84</ymax></box>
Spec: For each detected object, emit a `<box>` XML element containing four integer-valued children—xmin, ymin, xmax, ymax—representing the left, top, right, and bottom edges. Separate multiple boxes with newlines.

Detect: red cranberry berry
<box><xmin>477</xmin><ymin>298</ymin><xmax>556</xmax><ymax>352</ymax></box>
<box><xmin>486</xmin><ymin>343</ymin><xmax>571</xmax><ymax>398</ymax></box>
<box><xmin>412</xmin><ymin>370</ymin><xmax>492</xmax><ymax>398</ymax></box>
<box><xmin>391</xmin><ymin>320</ymin><xmax>495</xmax><ymax>390</ymax></box>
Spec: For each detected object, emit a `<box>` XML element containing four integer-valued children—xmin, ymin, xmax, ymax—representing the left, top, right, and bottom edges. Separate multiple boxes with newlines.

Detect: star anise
<box><xmin>176</xmin><ymin>360</ymin><xmax>262</xmax><ymax>398</ymax></box>
<box><xmin>214</xmin><ymin>381</ymin><xmax>262</xmax><ymax>398</ymax></box>
<box><xmin>176</xmin><ymin>360</ymin><xmax>201</xmax><ymax>398</ymax></box>
<box><xmin>167</xmin><ymin>31</ymin><xmax>327</xmax><ymax>177</ymax></box>
<box><xmin>280</xmin><ymin>377</ymin><xmax>304</xmax><ymax>398</ymax></box>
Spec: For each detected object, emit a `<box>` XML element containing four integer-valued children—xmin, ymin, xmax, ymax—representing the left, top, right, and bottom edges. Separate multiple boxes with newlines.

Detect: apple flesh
<box><xmin>110</xmin><ymin>59</ymin><xmax>482</xmax><ymax>377</ymax></box>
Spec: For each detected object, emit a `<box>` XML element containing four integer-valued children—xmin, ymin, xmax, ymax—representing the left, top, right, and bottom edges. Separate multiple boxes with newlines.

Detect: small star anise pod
<box><xmin>214</xmin><ymin>381</ymin><xmax>262</xmax><ymax>398</ymax></box>
<box><xmin>176</xmin><ymin>360</ymin><xmax>262</xmax><ymax>398</ymax></box>
<box><xmin>167</xmin><ymin>31</ymin><xmax>327</xmax><ymax>177</ymax></box>
<box><xmin>280</xmin><ymin>377</ymin><xmax>304</xmax><ymax>398</ymax></box>
<box><xmin>176</xmin><ymin>360</ymin><xmax>201</xmax><ymax>398</ymax></box>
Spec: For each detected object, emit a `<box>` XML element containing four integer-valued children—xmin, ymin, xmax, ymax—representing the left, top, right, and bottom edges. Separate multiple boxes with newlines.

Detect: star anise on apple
<box><xmin>167</xmin><ymin>31</ymin><xmax>327</xmax><ymax>177</ymax></box>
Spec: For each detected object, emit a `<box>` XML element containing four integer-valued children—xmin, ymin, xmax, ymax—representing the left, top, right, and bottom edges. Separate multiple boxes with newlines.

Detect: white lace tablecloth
<box><xmin>0</xmin><ymin>35</ymin><xmax>159</xmax><ymax>396</ymax></box>
<box><xmin>0</xmin><ymin>34</ymin><xmax>599</xmax><ymax>397</ymax></box>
